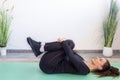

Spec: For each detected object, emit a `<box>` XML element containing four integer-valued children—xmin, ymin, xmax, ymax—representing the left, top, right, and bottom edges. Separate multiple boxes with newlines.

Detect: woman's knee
<box><xmin>65</xmin><ymin>40</ymin><xmax>75</xmax><ymax>49</ymax></box>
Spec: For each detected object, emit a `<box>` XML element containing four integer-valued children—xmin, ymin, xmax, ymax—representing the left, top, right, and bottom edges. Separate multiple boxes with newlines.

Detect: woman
<box><xmin>27</xmin><ymin>37</ymin><xmax>120</xmax><ymax>77</ymax></box>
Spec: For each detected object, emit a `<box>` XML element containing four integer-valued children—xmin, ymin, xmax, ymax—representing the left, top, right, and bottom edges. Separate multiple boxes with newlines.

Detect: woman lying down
<box><xmin>27</xmin><ymin>37</ymin><xmax>120</xmax><ymax>77</ymax></box>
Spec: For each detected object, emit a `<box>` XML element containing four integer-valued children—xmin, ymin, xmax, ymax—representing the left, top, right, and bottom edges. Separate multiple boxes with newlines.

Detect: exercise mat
<box><xmin>0</xmin><ymin>62</ymin><xmax>120</xmax><ymax>80</ymax></box>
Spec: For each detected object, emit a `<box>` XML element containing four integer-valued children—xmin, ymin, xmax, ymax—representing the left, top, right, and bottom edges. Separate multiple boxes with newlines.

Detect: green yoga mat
<box><xmin>0</xmin><ymin>62</ymin><xmax>120</xmax><ymax>80</ymax></box>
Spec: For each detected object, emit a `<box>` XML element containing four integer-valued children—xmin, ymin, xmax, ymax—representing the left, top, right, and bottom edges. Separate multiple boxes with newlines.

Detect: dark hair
<box><xmin>93</xmin><ymin>60</ymin><xmax>120</xmax><ymax>77</ymax></box>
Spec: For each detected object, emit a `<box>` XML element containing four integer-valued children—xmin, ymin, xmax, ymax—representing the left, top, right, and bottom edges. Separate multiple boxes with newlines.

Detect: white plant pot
<box><xmin>0</xmin><ymin>47</ymin><xmax>7</xmax><ymax>56</ymax></box>
<box><xmin>103</xmin><ymin>47</ymin><xmax>113</xmax><ymax>57</ymax></box>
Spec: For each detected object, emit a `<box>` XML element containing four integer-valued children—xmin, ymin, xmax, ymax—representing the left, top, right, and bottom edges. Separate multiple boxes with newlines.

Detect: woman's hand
<box><xmin>57</xmin><ymin>37</ymin><xmax>65</xmax><ymax>43</ymax></box>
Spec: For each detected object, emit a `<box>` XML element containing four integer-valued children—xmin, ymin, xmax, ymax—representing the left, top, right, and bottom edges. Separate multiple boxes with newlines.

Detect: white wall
<box><xmin>6</xmin><ymin>0</ymin><xmax>120</xmax><ymax>50</ymax></box>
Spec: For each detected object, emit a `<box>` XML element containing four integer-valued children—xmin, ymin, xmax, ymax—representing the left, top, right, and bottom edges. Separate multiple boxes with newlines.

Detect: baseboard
<box><xmin>7</xmin><ymin>49</ymin><xmax>120</xmax><ymax>53</ymax></box>
<box><xmin>7</xmin><ymin>49</ymin><xmax>32</xmax><ymax>53</ymax></box>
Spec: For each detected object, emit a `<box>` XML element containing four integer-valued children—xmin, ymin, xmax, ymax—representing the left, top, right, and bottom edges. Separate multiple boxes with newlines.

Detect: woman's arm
<box><xmin>61</xmin><ymin>41</ymin><xmax>90</xmax><ymax>75</ymax></box>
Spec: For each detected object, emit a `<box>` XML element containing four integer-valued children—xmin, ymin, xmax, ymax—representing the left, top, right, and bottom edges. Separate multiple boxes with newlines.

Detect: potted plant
<box><xmin>0</xmin><ymin>0</ymin><xmax>13</xmax><ymax>56</ymax></box>
<box><xmin>103</xmin><ymin>0</ymin><xmax>119</xmax><ymax>57</ymax></box>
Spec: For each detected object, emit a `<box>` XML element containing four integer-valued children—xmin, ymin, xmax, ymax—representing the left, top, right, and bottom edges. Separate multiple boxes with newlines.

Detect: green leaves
<box><xmin>0</xmin><ymin>0</ymin><xmax>13</xmax><ymax>47</ymax></box>
<box><xmin>0</xmin><ymin>9</ymin><xmax>11</xmax><ymax>47</ymax></box>
<box><xmin>103</xmin><ymin>0</ymin><xmax>119</xmax><ymax>47</ymax></box>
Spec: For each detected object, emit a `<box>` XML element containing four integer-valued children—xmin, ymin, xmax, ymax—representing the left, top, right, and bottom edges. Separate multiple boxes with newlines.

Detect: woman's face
<box><xmin>91</xmin><ymin>57</ymin><xmax>107</xmax><ymax>70</ymax></box>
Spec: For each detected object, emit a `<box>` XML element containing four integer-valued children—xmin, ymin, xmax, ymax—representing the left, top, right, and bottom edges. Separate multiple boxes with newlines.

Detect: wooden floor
<box><xmin>0</xmin><ymin>52</ymin><xmax>120</xmax><ymax>62</ymax></box>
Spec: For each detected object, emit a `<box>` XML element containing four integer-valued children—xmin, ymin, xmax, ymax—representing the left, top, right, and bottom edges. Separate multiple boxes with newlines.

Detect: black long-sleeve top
<box><xmin>40</xmin><ymin>41</ymin><xmax>90</xmax><ymax>75</ymax></box>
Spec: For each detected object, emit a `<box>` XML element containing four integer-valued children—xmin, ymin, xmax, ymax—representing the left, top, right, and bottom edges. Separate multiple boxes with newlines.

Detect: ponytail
<box><xmin>107</xmin><ymin>66</ymin><xmax>120</xmax><ymax>77</ymax></box>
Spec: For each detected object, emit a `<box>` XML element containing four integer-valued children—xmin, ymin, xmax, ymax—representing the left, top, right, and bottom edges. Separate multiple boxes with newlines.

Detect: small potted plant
<box><xmin>103</xmin><ymin>0</ymin><xmax>119</xmax><ymax>57</ymax></box>
<box><xmin>0</xmin><ymin>0</ymin><xmax>13</xmax><ymax>56</ymax></box>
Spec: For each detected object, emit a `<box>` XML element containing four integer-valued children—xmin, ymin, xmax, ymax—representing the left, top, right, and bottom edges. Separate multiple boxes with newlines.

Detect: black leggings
<box><xmin>44</xmin><ymin>40</ymin><xmax>75</xmax><ymax>52</ymax></box>
<box><xmin>39</xmin><ymin>40</ymin><xmax>85</xmax><ymax>74</ymax></box>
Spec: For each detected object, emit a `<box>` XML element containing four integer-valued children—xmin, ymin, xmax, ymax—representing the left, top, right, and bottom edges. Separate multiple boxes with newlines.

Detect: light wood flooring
<box><xmin>0</xmin><ymin>52</ymin><xmax>120</xmax><ymax>62</ymax></box>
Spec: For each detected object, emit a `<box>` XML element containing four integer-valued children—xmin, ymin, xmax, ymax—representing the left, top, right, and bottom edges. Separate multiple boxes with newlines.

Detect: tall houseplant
<box><xmin>103</xmin><ymin>0</ymin><xmax>119</xmax><ymax>57</ymax></box>
<box><xmin>0</xmin><ymin>0</ymin><xmax>13</xmax><ymax>56</ymax></box>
